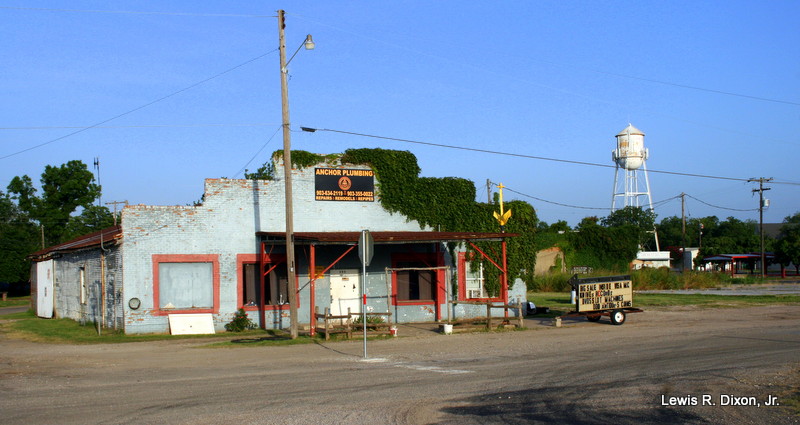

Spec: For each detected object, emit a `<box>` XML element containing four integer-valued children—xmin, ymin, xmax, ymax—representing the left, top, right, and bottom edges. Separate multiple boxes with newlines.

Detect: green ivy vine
<box><xmin>340</xmin><ymin>148</ymin><xmax>538</xmax><ymax>295</ymax></box>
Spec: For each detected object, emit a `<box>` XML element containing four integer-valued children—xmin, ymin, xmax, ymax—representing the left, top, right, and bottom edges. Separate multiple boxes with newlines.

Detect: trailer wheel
<box><xmin>586</xmin><ymin>315</ymin><xmax>601</xmax><ymax>322</ymax></box>
<box><xmin>610</xmin><ymin>310</ymin><xmax>626</xmax><ymax>325</ymax></box>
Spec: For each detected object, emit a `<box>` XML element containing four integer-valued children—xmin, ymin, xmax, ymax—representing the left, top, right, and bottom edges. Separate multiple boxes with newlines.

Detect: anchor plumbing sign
<box><xmin>575</xmin><ymin>276</ymin><xmax>633</xmax><ymax>312</ymax></box>
<box><xmin>315</xmin><ymin>168</ymin><xmax>375</xmax><ymax>202</ymax></box>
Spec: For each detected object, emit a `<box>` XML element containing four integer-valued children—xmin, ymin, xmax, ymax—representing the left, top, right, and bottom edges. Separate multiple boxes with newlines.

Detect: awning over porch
<box><xmin>257</xmin><ymin>231</ymin><xmax>518</xmax><ymax>245</ymax></box>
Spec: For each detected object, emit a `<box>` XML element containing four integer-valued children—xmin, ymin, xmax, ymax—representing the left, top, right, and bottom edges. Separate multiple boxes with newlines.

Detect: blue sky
<box><xmin>1</xmin><ymin>1</ymin><xmax>798</xmax><ymax>227</ymax></box>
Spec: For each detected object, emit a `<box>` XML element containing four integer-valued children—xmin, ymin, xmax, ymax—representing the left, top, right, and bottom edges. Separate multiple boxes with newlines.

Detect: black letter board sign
<box><xmin>315</xmin><ymin>168</ymin><xmax>375</xmax><ymax>202</ymax></box>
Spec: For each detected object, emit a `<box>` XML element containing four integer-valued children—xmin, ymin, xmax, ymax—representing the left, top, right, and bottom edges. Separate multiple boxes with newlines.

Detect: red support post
<box><xmin>309</xmin><ymin>244</ymin><xmax>316</xmax><ymax>336</ymax></box>
<box><xmin>502</xmin><ymin>238</ymin><xmax>508</xmax><ymax>318</ymax></box>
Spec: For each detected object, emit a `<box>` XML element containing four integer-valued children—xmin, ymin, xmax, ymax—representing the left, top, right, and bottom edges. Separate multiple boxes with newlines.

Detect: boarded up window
<box><xmin>158</xmin><ymin>262</ymin><xmax>213</xmax><ymax>309</ymax></box>
<box><xmin>396</xmin><ymin>261</ymin><xmax>435</xmax><ymax>302</ymax></box>
<box><xmin>242</xmin><ymin>263</ymin><xmax>259</xmax><ymax>306</ymax></box>
<box><xmin>266</xmin><ymin>265</ymin><xmax>289</xmax><ymax>305</ymax></box>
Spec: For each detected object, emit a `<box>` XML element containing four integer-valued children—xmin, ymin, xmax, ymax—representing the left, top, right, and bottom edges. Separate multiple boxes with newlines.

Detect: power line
<box><xmin>685</xmin><ymin>194</ymin><xmax>759</xmax><ymax>212</ymax></box>
<box><xmin>0</xmin><ymin>6</ymin><xmax>272</xmax><ymax>18</ymax></box>
<box><xmin>535</xmin><ymin>59</ymin><xmax>800</xmax><ymax>107</ymax></box>
<box><xmin>233</xmin><ymin>126</ymin><xmax>283</xmax><ymax>178</ymax></box>
<box><xmin>0</xmin><ymin>50</ymin><xmax>278</xmax><ymax>160</ymax></box>
<box><xmin>0</xmin><ymin>123</ymin><xmax>281</xmax><ymax>131</ymax></box>
<box><xmin>302</xmin><ymin>127</ymin><xmax>774</xmax><ymax>184</ymax></box>
<box><xmin>502</xmin><ymin>186</ymin><xmax>607</xmax><ymax>210</ymax></box>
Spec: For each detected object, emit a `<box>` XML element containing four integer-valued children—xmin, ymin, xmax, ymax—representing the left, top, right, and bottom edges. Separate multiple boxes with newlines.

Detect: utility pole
<box><xmin>278</xmin><ymin>9</ymin><xmax>299</xmax><ymax>339</ymax></box>
<box><xmin>749</xmin><ymin>178</ymin><xmax>772</xmax><ymax>278</ymax></box>
<box><xmin>680</xmin><ymin>192</ymin><xmax>686</xmax><ymax>272</ymax></box>
<box><xmin>105</xmin><ymin>200</ymin><xmax>128</xmax><ymax>226</ymax></box>
<box><xmin>486</xmin><ymin>179</ymin><xmax>492</xmax><ymax>204</ymax></box>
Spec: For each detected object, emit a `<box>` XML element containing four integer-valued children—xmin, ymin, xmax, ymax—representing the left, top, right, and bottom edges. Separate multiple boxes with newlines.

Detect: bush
<box><xmin>224</xmin><ymin>308</ymin><xmax>256</xmax><ymax>332</ymax></box>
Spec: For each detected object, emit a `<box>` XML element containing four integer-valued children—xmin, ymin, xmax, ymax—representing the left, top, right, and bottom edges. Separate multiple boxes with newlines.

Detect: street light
<box><xmin>278</xmin><ymin>9</ymin><xmax>313</xmax><ymax>339</ymax></box>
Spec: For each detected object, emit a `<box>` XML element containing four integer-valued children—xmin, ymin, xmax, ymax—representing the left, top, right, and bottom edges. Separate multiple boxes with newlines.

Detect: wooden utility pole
<box><xmin>749</xmin><ymin>178</ymin><xmax>772</xmax><ymax>278</ymax></box>
<box><xmin>105</xmin><ymin>200</ymin><xmax>128</xmax><ymax>226</ymax></box>
<box><xmin>278</xmin><ymin>9</ymin><xmax>299</xmax><ymax>339</ymax></box>
<box><xmin>681</xmin><ymin>192</ymin><xmax>686</xmax><ymax>272</ymax></box>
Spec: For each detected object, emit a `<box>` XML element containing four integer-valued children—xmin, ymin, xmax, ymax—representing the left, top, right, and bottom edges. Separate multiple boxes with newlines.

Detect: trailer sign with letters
<box><xmin>575</xmin><ymin>276</ymin><xmax>633</xmax><ymax>313</ymax></box>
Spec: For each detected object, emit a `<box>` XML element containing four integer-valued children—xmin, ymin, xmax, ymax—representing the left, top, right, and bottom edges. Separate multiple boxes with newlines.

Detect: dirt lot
<box><xmin>1</xmin><ymin>305</ymin><xmax>798</xmax><ymax>424</ymax></box>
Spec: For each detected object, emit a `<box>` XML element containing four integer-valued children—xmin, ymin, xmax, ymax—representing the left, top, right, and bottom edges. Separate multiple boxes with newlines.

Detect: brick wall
<box><xmin>121</xmin><ymin>160</ymin><xmax>426</xmax><ymax>334</ymax></box>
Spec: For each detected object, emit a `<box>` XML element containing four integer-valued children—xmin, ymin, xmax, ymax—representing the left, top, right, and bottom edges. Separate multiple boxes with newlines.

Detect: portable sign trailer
<box><xmin>562</xmin><ymin>274</ymin><xmax>643</xmax><ymax>325</ymax></box>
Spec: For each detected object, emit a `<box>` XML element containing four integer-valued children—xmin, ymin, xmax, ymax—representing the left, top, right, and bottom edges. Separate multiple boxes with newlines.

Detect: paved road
<box><xmin>639</xmin><ymin>283</ymin><xmax>800</xmax><ymax>296</ymax></box>
<box><xmin>1</xmin><ymin>305</ymin><xmax>798</xmax><ymax>424</ymax></box>
<box><xmin>0</xmin><ymin>306</ymin><xmax>29</xmax><ymax>315</ymax></box>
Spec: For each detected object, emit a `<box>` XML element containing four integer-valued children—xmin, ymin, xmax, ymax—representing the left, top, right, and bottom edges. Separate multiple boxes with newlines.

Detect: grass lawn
<box><xmin>4</xmin><ymin>292</ymin><xmax>799</xmax><ymax>345</ymax></box>
<box><xmin>0</xmin><ymin>296</ymin><xmax>31</xmax><ymax>308</ymax></box>
<box><xmin>0</xmin><ymin>310</ymin><xmax>302</xmax><ymax>345</ymax></box>
<box><xmin>527</xmin><ymin>291</ymin><xmax>800</xmax><ymax>315</ymax></box>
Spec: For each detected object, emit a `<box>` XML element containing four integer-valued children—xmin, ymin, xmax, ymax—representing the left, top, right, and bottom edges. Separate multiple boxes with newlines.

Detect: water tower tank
<box><xmin>612</xmin><ymin>124</ymin><xmax>648</xmax><ymax>170</ymax></box>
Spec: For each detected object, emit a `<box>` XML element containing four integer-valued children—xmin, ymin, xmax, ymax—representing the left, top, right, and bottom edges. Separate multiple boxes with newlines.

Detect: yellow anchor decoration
<box><xmin>492</xmin><ymin>183</ymin><xmax>512</xmax><ymax>228</ymax></box>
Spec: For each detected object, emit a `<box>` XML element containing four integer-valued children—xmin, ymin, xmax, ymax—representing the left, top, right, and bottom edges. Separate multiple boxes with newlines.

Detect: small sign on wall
<box><xmin>315</xmin><ymin>168</ymin><xmax>375</xmax><ymax>202</ymax></box>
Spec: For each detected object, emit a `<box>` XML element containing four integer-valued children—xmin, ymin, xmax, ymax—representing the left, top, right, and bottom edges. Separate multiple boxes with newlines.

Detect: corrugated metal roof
<box><xmin>257</xmin><ymin>231</ymin><xmax>518</xmax><ymax>245</ymax></box>
<box><xmin>29</xmin><ymin>225</ymin><xmax>122</xmax><ymax>259</ymax></box>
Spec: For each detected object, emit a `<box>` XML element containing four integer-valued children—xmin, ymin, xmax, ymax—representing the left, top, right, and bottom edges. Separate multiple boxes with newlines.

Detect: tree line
<box><xmin>1</xmin><ymin>160</ymin><xmax>114</xmax><ymax>285</ymax></box>
<box><xmin>537</xmin><ymin>206</ymin><xmax>800</xmax><ymax>273</ymax></box>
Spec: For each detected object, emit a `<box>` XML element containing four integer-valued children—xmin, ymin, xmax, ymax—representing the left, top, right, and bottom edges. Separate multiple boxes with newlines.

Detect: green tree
<box><xmin>7</xmin><ymin>160</ymin><xmax>100</xmax><ymax>245</ymax></box>
<box><xmin>602</xmin><ymin>206</ymin><xmax>657</xmax><ymax>249</ymax></box>
<box><xmin>774</xmin><ymin>212</ymin><xmax>800</xmax><ymax>275</ymax></box>
<box><xmin>569</xmin><ymin>215</ymin><xmax>639</xmax><ymax>271</ymax></box>
<box><xmin>62</xmin><ymin>205</ymin><xmax>116</xmax><ymax>241</ymax></box>
<box><xmin>702</xmin><ymin>216</ymin><xmax>760</xmax><ymax>257</ymax></box>
<box><xmin>0</xmin><ymin>191</ymin><xmax>39</xmax><ymax>283</ymax></box>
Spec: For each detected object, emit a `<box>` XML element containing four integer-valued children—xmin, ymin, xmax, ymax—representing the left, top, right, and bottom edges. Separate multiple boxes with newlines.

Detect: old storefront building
<box><xmin>30</xmin><ymin>153</ymin><xmax>526</xmax><ymax>334</ymax></box>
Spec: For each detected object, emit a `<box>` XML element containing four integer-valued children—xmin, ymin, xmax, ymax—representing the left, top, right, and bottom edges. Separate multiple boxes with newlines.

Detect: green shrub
<box><xmin>224</xmin><ymin>308</ymin><xmax>256</xmax><ymax>332</ymax></box>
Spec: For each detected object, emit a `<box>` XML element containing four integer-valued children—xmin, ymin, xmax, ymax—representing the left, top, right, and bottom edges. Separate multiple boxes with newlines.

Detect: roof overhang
<box><xmin>29</xmin><ymin>225</ymin><xmax>122</xmax><ymax>260</ymax></box>
<box><xmin>257</xmin><ymin>231</ymin><xmax>518</xmax><ymax>245</ymax></box>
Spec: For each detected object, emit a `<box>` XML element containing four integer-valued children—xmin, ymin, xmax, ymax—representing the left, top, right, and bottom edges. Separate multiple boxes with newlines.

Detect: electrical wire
<box><xmin>0</xmin><ymin>123</ymin><xmax>281</xmax><ymax>130</ymax></box>
<box><xmin>685</xmin><ymin>194</ymin><xmax>758</xmax><ymax>212</ymax></box>
<box><xmin>233</xmin><ymin>126</ymin><xmax>283</xmax><ymax>178</ymax></box>
<box><xmin>0</xmin><ymin>49</ymin><xmax>279</xmax><ymax>161</ymax></box>
<box><xmin>303</xmin><ymin>127</ymin><xmax>780</xmax><ymax>184</ymax></box>
<box><xmin>502</xmin><ymin>186</ymin><xmax>607</xmax><ymax>210</ymax></box>
<box><xmin>0</xmin><ymin>6</ymin><xmax>272</xmax><ymax>18</ymax></box>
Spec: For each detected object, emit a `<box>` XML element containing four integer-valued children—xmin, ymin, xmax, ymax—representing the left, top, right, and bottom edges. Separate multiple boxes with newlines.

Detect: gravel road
<box><xmin>1</xmin><ymin>305</ymin><xmax>798</xmax><ymax>424</ymax></box>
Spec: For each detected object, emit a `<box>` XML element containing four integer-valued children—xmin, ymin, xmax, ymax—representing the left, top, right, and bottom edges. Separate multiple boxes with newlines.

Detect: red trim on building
<box><xmin>236</xmin><ymin>253</ymin><xmax>297</xmax><ymax>313</ymax></box>
<box><xmin>390</xmin><ymin>252</ymin><xmax>445</xmax><ymax>320</ymax></box>
<box><xmin>456</xmin><ymin>251</ymin><xmax>503</xmax><ymax>303</ymax></box>
<box><xmin>152</xmin><ymin>254</ymin><xmax>220</xmax><ymax>316</ymax></box>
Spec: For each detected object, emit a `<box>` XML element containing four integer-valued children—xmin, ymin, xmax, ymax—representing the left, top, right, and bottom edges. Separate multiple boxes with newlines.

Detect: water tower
<box><xmin>610</xmin><ymin>124</ymin><xmax>654</xmax><ymax>213</ymax></box>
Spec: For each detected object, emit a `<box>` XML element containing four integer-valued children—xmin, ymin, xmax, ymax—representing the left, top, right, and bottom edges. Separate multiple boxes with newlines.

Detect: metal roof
<box><xmin>616</xmin><ymin>124</ymin><xmax>644</xmax><ymax>137</ymax></box>
<box><xmin>29</xmin><ymin>225</ymin><xmax>122</xmax><ymax>259</ymax></box>
<box><xmin>257</xmin><ymin>231</ymin><xmax>518</xmax><ymax>245</ymax></box>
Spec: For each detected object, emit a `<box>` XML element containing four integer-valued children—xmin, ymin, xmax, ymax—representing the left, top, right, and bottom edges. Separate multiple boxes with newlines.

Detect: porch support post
<box><xmin>310</xmin><ymin>244</ymin><xmax>316</xmax><ymax>336</ymax></box>
<box><xmin>502</xmin><ymin>238</ymin><xmax>509</xmax><ymax>318</ymax></box>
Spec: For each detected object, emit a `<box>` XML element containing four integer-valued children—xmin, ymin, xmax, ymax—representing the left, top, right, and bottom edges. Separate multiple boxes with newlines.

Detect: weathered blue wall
<box><xmin>121</xmin><ymin>160</ymin><xmax>426</xmax><ymax>334</ymax></box>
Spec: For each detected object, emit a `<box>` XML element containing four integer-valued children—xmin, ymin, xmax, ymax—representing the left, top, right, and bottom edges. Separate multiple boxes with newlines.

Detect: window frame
<box><xmin>152</xmin><ymin>254</ymin><xmax>220</xmax><ymax>316</ymax></box>
<box><xmin>79</xmin><ymin>266</ymin><xmax>87</xmax><ymax>305</ymax></box>
<box><xmin>457</xmin><ymin>251</ymin><xmax>503</xmax><ymax>302</ymax></box>
<box><xmin>391</xmin><ymin>252</ymin><xmax>445</xmax><ymax>306</ymax></box>
<box><xmin>236</xmin><ymin>253</ymin><xmax>295</xmax><ymax>312</ymax></box>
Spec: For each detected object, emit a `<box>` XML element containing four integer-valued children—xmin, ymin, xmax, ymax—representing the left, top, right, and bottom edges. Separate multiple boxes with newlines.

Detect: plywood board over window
<box><xmin>152</xmin><ymin>254</ymin><xmax>220</xmax><ymax>316</ymax></box>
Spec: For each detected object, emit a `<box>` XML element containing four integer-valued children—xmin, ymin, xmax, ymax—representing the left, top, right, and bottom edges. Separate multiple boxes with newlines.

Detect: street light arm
<box><xmin>284</xmin><ymin>35</ymin><xmax>315</xmax><ymax>71</ymax></box>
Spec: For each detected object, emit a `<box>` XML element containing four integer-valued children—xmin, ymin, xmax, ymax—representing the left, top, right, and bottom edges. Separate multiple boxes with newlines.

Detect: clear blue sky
<box><xmin>2</xmin><ymin>1</ymin><xmax>798</xmax><ymax>227</ymax></box>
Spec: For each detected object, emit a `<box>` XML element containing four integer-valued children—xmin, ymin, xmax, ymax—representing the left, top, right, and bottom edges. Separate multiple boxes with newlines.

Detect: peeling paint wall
<box><xmin>52</xmin><ymin>245</ymin><xmax>122</xmax><ymax>328</ymax></box>
<box><xmin>120</xmin><ymin>161</ymin><xmax>426</xmax><ymax>334</ymax></box>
